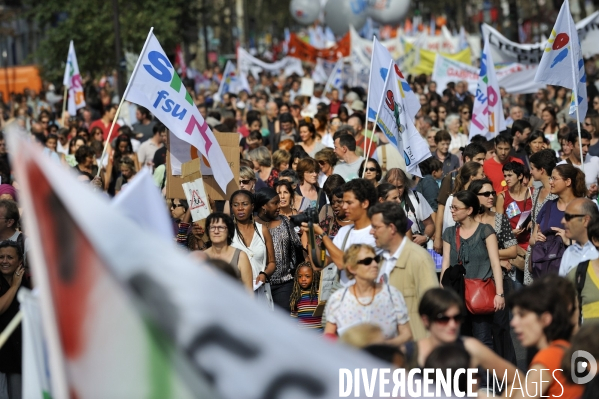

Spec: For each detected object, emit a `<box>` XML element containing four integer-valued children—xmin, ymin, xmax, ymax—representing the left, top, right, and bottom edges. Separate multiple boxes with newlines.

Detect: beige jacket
<box><xmin>387</xmin><ymin>240</ymin><xmax>439</xmax><ymax>341</ymax></box>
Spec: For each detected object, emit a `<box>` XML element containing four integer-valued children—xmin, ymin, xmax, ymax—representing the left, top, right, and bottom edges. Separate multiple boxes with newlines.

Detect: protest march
<box><xmin>2</xmin><ymin>0</ymin><xmax>599</xmax><ymax>397</ymax></box>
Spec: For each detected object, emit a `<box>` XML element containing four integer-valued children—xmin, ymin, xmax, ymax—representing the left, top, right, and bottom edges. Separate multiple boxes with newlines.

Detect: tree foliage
<box><xmin>24</xmin><ymin>0</ymin><xmax>197</xmax><ymax>83</ymax></box>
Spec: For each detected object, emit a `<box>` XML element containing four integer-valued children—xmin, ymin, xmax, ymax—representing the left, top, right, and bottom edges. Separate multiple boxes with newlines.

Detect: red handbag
<box><xmin>456</xmin><ymin>227</ymin><xmax>497</xmax><ymax>315</ymax></box>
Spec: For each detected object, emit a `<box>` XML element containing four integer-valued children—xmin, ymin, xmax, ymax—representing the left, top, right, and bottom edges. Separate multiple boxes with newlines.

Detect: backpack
<box><xmin>531</xmin><ymin>200</ymin><xmax>566</xmax><ymax>277</ymax></box>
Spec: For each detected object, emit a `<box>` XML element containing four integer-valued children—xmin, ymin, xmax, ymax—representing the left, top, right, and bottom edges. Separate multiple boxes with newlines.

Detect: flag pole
<box><xmin>97</xmin><ymin>27</ymin><xmax>154</xmax><ymax>178</ymax></box>
<box><xmin>564</xmin><ymin>0</ymin><xmax>584</xmax><ymax>173</ymax></box>
<box><xmin>0</xmin><ymin>311</ymin><xmax>21</xmax><ymax>350</ymax></box>
<box><xmin>362</xmin><ymin>37</ymin><xmax>377</xmax><ymax>177</ymax></box>
<box><xmin>61</xmin><ymin>86</ymin><xmax>68</xmax><ymax>128</ymax></box>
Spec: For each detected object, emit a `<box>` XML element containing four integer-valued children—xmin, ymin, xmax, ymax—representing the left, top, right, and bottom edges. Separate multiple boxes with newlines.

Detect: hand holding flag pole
<box><xmin>96</xmin><ymin>27</ymin><xmax>155</xmax><ymax>178</ymax></box>
<box><xmin>61</xmin><ymin>86</ymin><xmax>68</xmax><ymax>128</ymax></box>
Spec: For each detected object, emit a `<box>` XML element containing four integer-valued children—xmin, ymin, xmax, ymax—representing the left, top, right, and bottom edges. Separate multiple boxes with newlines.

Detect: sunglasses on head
<box><xmin>477</xmin><ymin>190</ymin><xmax>496</xmax><ymax>198</ymax></box>
<box><xmin>564</xmin><ymin>213</ymin><xmax>587</xmax><ymax>221</ymax></box>
<box><xmin>364</xmin><ymin>167</ymin><xmax>377</xmax><ymax>172</ymax></box>
<box><xmin>240</xmin><ymin>179</ymin><xmax>251</xmax><ymax>185</ymax></box>
<box><xmin>356</xmin><ymin>255</ymin><xmax>381</xmax><ymax>265</ymax></box>
<box><xmin>433</xmin><ymin>313</ymin><xmax>465</xmax><ymax>325</ymax></box>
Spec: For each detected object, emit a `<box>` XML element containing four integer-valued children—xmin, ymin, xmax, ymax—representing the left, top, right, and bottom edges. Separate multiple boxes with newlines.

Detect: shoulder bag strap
<box><xmin>576</xmin><ymin>260</ymin><xmax>590</xmax><ymax>321</ymax></box>
<box><xmin>531</xmin><ymin>190</ymin><xmax>541</xmax><ymax>231</ymax></box>
<box><xmin>455</xmin><ymin>226</ymin><xmax>462</xmax><ymax>265</ymax></box>
<box><xmin>341</xmin><ymin>226</ymin><xmax>354</xmax><ymax>251</ymax></box>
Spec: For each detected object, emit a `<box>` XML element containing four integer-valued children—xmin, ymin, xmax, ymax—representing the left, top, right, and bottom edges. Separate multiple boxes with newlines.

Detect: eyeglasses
<box><xmin>584</xmin><ymin>122</ymin><xmax>592</xmax><ymax>126</ymax></box>
<box><xmin>564</xmin><ymin>213</ymin><xmax>587</xmax><ymax>222</ymax></box>
<box><xmin>209</xmin><ymin>226</ymin><xmax>227</xmax><ymax>232</ymax></box>
<box><xmin>317</xmin><ymin>160</ymin><xmax>327</xmax><ymax>166</ymax></box>
<box><xmin>477</xmin><ymin>190</ymin><xmax>496</xmax><ymax>198</ymax></box>
<box><xmin>450</xmin><ymin>205</ymin><xmax>467</xmax><ymax>212</ymax></box>
<box><xmin>171</xmin><ymin>203</ymin><xmax>183</xmax><ymax>209</ymax></box>
<box><xmin>462</xmin><ymin>111</ymin><xmax>470</xmax><ymax>115</ymax></box>
<box><xmin>356</xmin><ymin>255</ymin><xmax>381</xmax><ymax>266</ymax></box>
<box><xmin>364</xmin><ymin>167</ymin><xmax>377</xmax><ymax>172</ymax></box>
<box><xmin>433</xmin><ymin>313</ymin><xmax>465</xmax><ymax>325</ymax></box>
<box><xmin>548</xmin><ymin>176</ymin><xmax>562</xmax><ymax>182</ymax></box>
<box><xmin>239</xmin><ymin>179</ymin><xmax>251</xmax><ymax>185</ymax></box>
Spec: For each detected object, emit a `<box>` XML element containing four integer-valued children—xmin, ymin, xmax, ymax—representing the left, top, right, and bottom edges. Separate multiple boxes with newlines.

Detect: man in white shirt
<box><xmin>368</xmin><ymin>201</ymin><xmax>438</xmax><ymax>340</ymax></box>
<box><xmin>333</xmin><ymin>133</ymin><xmax>364</xmax><ymax>181</ymax></box>
<box><xmin>304</xmin><ymin>178</ymin><xmax>378</xmax><ymax>272</ymax></box>
<box><xmin>137</xmin><ymin>123</ymin><xmax>166</xmax><ymax>167</ymax></box>
<box><xmin>558</xmin><ymin>130</ymin><xmax>599</xmax><ymax>198</ymax></box>
<box><xmin>558</xmin><ymin>198</ymin><xmax>599</xmax><ymax>276</ymax></box>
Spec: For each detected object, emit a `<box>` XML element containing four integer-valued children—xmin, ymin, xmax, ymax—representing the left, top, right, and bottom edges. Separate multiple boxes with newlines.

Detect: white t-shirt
<box><xmin>331</xmin><ymin>224</ymin><xmax>381</xmax><ymax>286</ymax></box>
<box><xmin>333</xmin><ymin>156</ymin><xmax>364</xmax><ymax>181</ymax></box>
<box><xmin>403</xmin><ymin>191</ymin><xmax>434</xmax><ymax>235</ymax></box>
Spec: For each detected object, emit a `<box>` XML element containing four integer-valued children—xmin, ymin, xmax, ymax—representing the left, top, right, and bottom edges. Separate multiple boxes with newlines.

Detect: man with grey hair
<box><xmin>262</xmin><ymin>101</ymin><xmax>279</xmax><ymax>137</ymax></box>
<box><xmin>558</xmin><ymin>198</ymin><xmax>599</xmax><ymax>276</ymax></box>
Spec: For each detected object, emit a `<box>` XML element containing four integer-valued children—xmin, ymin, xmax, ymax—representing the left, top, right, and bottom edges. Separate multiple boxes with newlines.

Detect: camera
<box><xmin>289</xmin><ymin>207</ymin><xmax>319</xmax><ymax>226</ymax></box>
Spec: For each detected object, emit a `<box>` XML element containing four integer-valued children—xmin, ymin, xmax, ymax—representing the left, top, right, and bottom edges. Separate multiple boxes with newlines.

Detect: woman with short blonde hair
<box><xmin>324</xmin><ymin>244</ymin><xmax>412</xmax><ymax>345</ymax></box>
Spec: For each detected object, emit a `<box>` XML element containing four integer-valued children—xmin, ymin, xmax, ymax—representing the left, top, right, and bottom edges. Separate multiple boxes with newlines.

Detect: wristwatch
<box><xmin>496</xmin><ymin>293</ymin><xmax>504</xmax><ymax>297</ymax></box>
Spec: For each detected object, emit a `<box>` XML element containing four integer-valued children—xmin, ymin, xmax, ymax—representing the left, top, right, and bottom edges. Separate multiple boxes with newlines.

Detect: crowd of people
<box><xmin>1</xmin><ymin>60</ymin><xmax>599</xmax><ymax>398</ymax></box>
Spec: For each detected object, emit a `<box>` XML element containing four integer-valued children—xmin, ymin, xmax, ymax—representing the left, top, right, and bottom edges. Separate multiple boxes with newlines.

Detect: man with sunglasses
<box><xmin>558</xmin><ymin>198</ymin><xmax>599</xmax><ymax>276</ymax></box>
<box><xmin>368</xmin><ymin>202</ymin><xmax>438</xmax><ymax>340</ymax></box>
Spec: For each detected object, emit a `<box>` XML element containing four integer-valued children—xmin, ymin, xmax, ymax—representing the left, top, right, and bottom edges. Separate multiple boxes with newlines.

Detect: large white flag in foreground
<box><xmin>8</xmin><ymin>126</ymin><xmax>386</xmax><ymax>398</ymax></box>
<box><xmin>62</xmin><ymin>41</ymin><xmax>86</xmax><ymax>115</ymax></box>
<box><xmin>470</xmin><ymin>39</ymin><xmax>507</xmax><ymax>140</ymax></box>
<box><xmin>124</xmin><ymin>30</ymin><xmax>233</xmax><ymax>191</ymax></box>
<box><xmin>375</xmin><ymin>60</ymin><xmax>431</xmax><ymax>176</ymax></box>
<box><xmin>534</xmin><ymin>0</ymin><xmax>587</xmax><ymax>119</ymax></box>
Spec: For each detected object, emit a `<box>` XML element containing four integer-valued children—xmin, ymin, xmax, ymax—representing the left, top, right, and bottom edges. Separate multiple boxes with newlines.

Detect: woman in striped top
<box><xmin>290</xmin><ymin>262</ymin><xmax>322</xmax><ymax>331</ymax></box>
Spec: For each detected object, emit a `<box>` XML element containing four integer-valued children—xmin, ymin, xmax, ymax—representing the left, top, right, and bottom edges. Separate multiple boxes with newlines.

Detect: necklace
<box><xmin>352</xmin><ymin>284</ymin><xmax>376</xmax><ymax>306</ymax></box>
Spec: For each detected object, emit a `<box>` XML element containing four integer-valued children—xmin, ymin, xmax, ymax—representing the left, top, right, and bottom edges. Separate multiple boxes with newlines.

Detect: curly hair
<box><xmin>290</xmin><ymin>262</ymin><xmax>320</xmax><ymax>312</ymax></box>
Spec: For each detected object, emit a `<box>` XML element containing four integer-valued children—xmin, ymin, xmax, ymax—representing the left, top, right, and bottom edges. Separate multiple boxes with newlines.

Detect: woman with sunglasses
<box><xmin>203</xmin><ymin>213</ymin><xmax>253</xmax><ymax>292</ymax></box>
<box><xmin>402</xmin><ymin>288</ymin><xmax>517</xmax><ymax>385</ymax></box>
<box><xmin>468</xmin><ymin>179</ymin><xmax>518</xmax><ymax>362</ymax></box>
<box><xmin>436</xmin><ymin>105</ymin><xmax>448</xmax><ymax>130</ymax></box>
<box><xmin>325</xmin><ymin>244</ymin><xmax>413</xmax><ymax>345</ymax></box>
<box><xmin>441</xmin><ymin>190</ymin><xmax>505</xmax><ymax>350</ymax></box>
<box><xmin>530</xmin><ymin>164</ymin><xmax>587</xmax><ymax>278</ymax></box>
<box><xmin>314</xmin><ymin>148</ymin><xmax>337</xmax><ymax>188</ymax></box>
<box><xmin>358</xmin><ymin>158</ymin><xmax>382</xmax><ymax>188</ymax></box>
<box><xmin>382</xmin><ymin>168</ymin><xmax>434</xmax><ymax>247</ymax></box>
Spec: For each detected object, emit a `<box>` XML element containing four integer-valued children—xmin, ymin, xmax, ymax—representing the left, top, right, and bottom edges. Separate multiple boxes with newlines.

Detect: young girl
<box><xmin>290</xmin><ymin>262</ymin><xmax>322</xmax><ymax>331</ymax></box>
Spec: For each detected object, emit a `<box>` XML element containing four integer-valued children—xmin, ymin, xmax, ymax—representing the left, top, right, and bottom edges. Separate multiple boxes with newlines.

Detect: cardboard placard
<box><xmin>167</xmin><ymin>132</ymin><xmax>239</xmax><ymax>201</ymax></box>
<box><xmin>181</xmin><ymin>159</ymin><xmax>211</xmax><ymax>222</ymax></box>
<box><xmin>313</xmin><ymin>263</ymin><xmax>338</xmax><ymax>317</ymax></box>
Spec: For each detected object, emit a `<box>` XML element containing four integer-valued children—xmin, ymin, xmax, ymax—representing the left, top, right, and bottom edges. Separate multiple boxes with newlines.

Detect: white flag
<box><xmin>324</xmin><ymin>58</ymin><xmax>344</xmax><ymax>97</ymax></box>
<box><xmin>534</xmin><ymin>0</ymin><xmax>587</xmax><ymax>119</ymax></box>
<box><xmin>368</xmin><ymin>37</ymin><xmax>420</xmax><ymax>123</ymax></box>
<box><xmin>470</xmin><ymin>38</ymin><xmax>507</xmax><ymax>140</ymax></box>
<box><xmin>124</xmin><ymin>30</ymin><xmax>233</xmax><ymax>192</ymax></box>
<box><xmin>217</xmin><ymin>61</ymin><xmax>249</xmax><ymax>98</ymax></box>
<box><xmin>375</xmin><ymin>60</ymin><xmax>431</xmax><ymax>177</ymax></box>
<box><xmin>62</xmin><ymin>41</ymin><xmax>86</xmax><ymax>115</ymax></box>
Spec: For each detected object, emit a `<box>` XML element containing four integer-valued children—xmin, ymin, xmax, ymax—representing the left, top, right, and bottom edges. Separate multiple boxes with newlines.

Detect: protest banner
<box><xmin>216</xmin><ymin>61</ymin><xmax>250</xmax><ymax>98</ymax></box>
<box><xmin>432</xmin><ymin>54</ymin><xmax>545</xmax><ymax>95</ymax></box>
<box><xmin>9</xmin><ymin>128</ymin><xmax>386</xmax><ymax>399</ymax></box>
<box><xmin>167</xmin><ymin>131</ymin><xmax>239</xmax><ymax>201</ymax></box>
<box><xmin>402</xmin><ymin>41</ymin><xmax>472</xmax><ymax>75</ymax></box>
<box><xmin>324</xmin><ymin>58</ymin><xmax>344</xmax><ymax>97</ymax></box>
<box><xmin>181</xmin><ymin>158</ymin><xmax>212</xmax><ymax>222</ymax></box>
<box><xmin>287</xmin><ymin>32</ymin><xmax>350</xmax><ymax>63</ymax></box>
<box><xmin>432</xmin><ymin>54</ymin><xmax>479</xmax><ymax>94</ymax></box>
<box><xmin>62</xmin><ymin>41</ymin><xmax>86</xmax><ymax>117</ymax></box>
<box><xmin>237</xmin><ymin>47</ymin><xmax>304</xmax><ymax>79</ymax></box>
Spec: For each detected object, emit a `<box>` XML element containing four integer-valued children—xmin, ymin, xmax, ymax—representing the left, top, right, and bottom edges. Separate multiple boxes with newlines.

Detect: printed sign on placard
<box><xmin>182</xmin><ymin>178</ymin><xmax>211</xmax><ymax>221</ymax></box>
